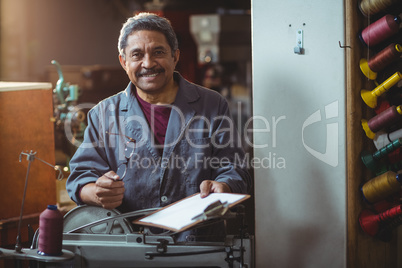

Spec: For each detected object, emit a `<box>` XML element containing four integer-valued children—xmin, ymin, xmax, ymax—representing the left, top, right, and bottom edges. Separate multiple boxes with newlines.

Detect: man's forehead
<box><xmin>128</xmin><ymin>30</ymin><xmax>168</xmax><ymax>45</ymax></box>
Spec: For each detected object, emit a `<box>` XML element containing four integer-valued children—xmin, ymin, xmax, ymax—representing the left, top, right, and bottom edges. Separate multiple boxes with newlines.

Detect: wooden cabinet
<box><xmin>345</xmin><ymin>1</ymin><xmax>399</xmax><ymax>267</ymax></box>
<box><xmin>0</xmin><ymin>82</ymin><xmax>56</xmax><ymax>248</ymax></box>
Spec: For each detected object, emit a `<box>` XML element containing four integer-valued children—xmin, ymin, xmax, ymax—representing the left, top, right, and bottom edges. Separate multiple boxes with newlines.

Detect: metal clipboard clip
<box><xmin>191</xmin><ymin>200</ymin><xmax>230</xmax><ymax>221</ymax></box>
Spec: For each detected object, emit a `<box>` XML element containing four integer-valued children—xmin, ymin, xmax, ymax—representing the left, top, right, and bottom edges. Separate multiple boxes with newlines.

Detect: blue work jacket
<box><xmin>67</xmin><ymin>72</ymin><xmax>251</xmax><ymax>217</ymax></box>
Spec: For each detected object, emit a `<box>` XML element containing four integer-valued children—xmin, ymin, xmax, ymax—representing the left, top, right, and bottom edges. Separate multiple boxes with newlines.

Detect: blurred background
<box><xmin>0</xmin><ymin>0</ymin><xmax>252</xmax><ymax>168</ymax></box>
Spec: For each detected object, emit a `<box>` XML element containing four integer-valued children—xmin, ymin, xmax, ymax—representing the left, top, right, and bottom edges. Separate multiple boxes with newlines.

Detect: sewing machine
<box><xmin>1</xmin><ymin>205</ymin><xmax>253</xmax><ymax>267</ymax></box>
<box><xmin>12</xmin><ymin>204</ymin><xmax>252</xmax><ymax>267</ymax></box>
<box><xmin>60</xmin><ymin>205</ymin><xmax>254</xmax><ymax>267</ymax></box>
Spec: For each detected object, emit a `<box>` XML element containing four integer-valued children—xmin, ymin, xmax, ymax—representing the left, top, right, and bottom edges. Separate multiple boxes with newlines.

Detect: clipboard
<box><xmin>133</xmin><ymin>193</ymin><xmax>250</xmax><ymax>232</ymax></box>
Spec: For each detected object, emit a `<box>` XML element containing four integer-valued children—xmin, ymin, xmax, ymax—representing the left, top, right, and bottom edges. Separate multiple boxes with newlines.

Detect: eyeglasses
<box><xmin>106</xmin><ymin>131</ymin><xmax>136</xmax><ymax>180</ymax></box>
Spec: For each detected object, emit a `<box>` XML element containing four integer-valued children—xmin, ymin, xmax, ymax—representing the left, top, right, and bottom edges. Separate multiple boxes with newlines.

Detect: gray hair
<box><xmin>118</xmin><ymin>12</ymin><xmax>178</xmax><ymax>59</ymax></box>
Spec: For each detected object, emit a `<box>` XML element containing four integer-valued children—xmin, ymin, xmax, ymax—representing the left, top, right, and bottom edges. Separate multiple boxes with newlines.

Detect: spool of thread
<box><xmin>374</xmin><ymin>158</ymin><xmax>402</xmax><ymax>176</ymax></box>
<box><xmin>38</xmin><ymin>205</ymin><xmax>63</xmax><ymax>256</ymax></box>
<box><xmin>361</xmin><ymin>105</ymin><xmax>402</xmax><ymax>139</ymax></box>
<box><xmin>359</xmin><ymin>205</ymin><xmax>402</xmax><ymax>237</ymax></box>
<box><xmin>361</xmin><ymin>138</ymin><xmax>402</xmax><ymax>171</ymax></box>
<box><xmin>374</xmin><ymin>129</ymin><xmax>402</xmax><ymax>149</ymax></box>
<box><xmin>388</xmin><ymin>147</ymin><xmax>402</xmax><ymax>164</ymax></box>
<box><xmin>372</xmin><ymin>193</ymin><xmax>401</xmax><ymax>213</ymax></box>
<box><xmin>361</xmin><ymin>171</ymin><xmax>402</xmax><ymax>204</ymax></box>
<box><xmin>361</xmin><ymin>72</ymin><xmax>402</xmax><ymax>108</ymax></box>
<box><xmin>360</xmin><ymin>44</ymin><xmax>402</xmax><ymax>80</ymax></box>
<box><xmin>359</xmin><ymin>0</ymin><xmax>399</xmax><ymax>17</ymax></box>
<box><xmin>359</xmin><ymin>14</ymin><xmax>400</xmax><ymax>47</ymax></box>
<box><xmin>374</xmin><ymin>99</ymin><xmax>391</xmax><ymax>115</ymax></box>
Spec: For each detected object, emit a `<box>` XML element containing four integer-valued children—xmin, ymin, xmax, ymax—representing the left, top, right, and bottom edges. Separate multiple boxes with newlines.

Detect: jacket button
<box><xmin>161</xmin><ymin>196</ymin><xmax>168</xmax><ymax>202</ymax></box>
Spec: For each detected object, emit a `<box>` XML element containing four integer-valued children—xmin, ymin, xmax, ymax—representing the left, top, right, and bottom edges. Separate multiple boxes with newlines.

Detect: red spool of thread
<box><xmin>361</xmin><ymin>105</ymin><xmax>402</xmax><ymax>139</ymax></box>
<box><xmin>360</xmin><ymin>44</ymin><xmax>402</xmax><ymax>80</ymax></box>
<box><xmin>359</xmin><ymin>205</ymin><xmax>402</xmax><ymax>237</ymax></box>
<box><xmin>374</xmin><ymin>99</ymin><xmax>391</xmax><ymax>115</ymax></box>
<box><xmin>360</xmin><ymin>14</ymin><xmax>400</xmax><ymax>47</ymax></box>
<box><xmin>388</xmin><ymin>148</ymin><xmax>402</xmax><ymax>164</ymax></box>
<box><xmin>38</xmin><ymin>205</ymin><xmax>63</xmax><ymax>256</ymax></box>
<box><xmin>370</xmin><ymin>44</ymin><xmax>402</xmax><ymax>72</ymax></box>
<box><xmin>372</xmin><ymin>194</ymin><xmax>401</xmax><ymax>213</ymax></box>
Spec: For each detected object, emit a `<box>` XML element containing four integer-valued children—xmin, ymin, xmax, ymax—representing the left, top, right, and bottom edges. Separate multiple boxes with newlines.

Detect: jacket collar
<box><xmin>173</xmin><ymin>72</ymin><xmax>199</xmax><ymax>104</ymax></box>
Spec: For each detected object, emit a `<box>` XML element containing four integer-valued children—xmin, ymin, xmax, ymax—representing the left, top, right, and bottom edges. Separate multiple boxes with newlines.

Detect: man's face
<box><xmin>119</xmin><ymin>30</ymin><xmax>179</xmax><ymax>95</ymax></box>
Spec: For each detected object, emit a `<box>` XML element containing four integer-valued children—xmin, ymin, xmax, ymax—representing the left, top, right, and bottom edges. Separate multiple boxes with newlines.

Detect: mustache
<box><xmin>137</xmin><ymin>68</ymin><xmax>165</xmax><ymax>77</ymax></box>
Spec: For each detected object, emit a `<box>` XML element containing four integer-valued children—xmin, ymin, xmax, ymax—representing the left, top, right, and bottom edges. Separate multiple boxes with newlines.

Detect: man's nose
<box><xmin>141</xmin><ymin>54</ymin><xmax>156</xmax><ymax>69</ymax></box>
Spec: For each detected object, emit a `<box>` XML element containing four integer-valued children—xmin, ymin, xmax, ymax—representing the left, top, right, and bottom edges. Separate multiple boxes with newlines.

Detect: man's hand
<box><xmin>80</xmin><ymin>171</ymin><xmax>125</xmax><ymax>209</ymax></box>
<box><xmin>200</xmin><ymin>180</ymin><xmax>232</xmax><ymax>198</ymax></box>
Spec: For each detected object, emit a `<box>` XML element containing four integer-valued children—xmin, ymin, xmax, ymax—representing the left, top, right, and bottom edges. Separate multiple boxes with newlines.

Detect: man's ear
<box><xmin>119</xmin><ymin>54</ymin><xmax>127</xmax><ymax>71</ymax></box>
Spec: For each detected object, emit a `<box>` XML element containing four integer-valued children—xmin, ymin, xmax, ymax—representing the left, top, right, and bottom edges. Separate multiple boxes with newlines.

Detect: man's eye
<box><xmin>132</xmin><ymin>53</ymin><xmax>142</xmax><ymax>59</ymax></box>
<box><xmin>154</xmin><ymin>50</ymin><xmax>165</xmax><ymax>56</ymax></box>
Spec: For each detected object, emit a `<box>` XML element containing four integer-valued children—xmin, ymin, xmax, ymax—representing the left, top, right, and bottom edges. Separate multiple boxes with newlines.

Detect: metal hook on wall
<box><xmin>339</xmin><ymin>41</ymin><xmax>352</xmax><ymax>49</ymax></box>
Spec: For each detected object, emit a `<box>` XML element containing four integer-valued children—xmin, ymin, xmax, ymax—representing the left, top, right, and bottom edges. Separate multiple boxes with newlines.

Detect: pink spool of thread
<box><xmin>361</xmin><ymin>105</ymin><xmax>402</xmax><ymax>139</ymax></box>
<box><xmin>38</xmin><ymin>205</ymin><xmax>63</xmax><ymax>256</ymax></box>
<box><xmin>359</xmin><ymin>14</ymin><xmax>400</xmax><ymax>47</ymax></box>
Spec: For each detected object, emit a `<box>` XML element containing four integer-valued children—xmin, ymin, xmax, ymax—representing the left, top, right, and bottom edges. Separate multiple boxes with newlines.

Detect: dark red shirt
<box><xmin>135</xmin><ymin>90</ymin><xmax>172</xmax><ymax>153</ymax></box>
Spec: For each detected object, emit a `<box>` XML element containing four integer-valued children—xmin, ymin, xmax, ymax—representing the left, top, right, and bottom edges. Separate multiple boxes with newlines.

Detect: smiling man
<box><xmin>67</xmin><ymin>12</ymin><xmax>251</xmax><ymax>241</ymax></box>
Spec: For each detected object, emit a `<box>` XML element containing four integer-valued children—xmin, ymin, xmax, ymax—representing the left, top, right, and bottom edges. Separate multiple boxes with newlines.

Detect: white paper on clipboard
<box><xmin>134</xmin><ymin>193</ymin><xmax>250</xmax><ymax>232</ymax></box>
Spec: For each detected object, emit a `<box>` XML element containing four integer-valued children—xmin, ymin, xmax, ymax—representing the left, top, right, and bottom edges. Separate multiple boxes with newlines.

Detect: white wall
<box><xmin>252</xmin><ymin>1</ymin><xmax>346</xmax><ymax>267</ymax></box>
